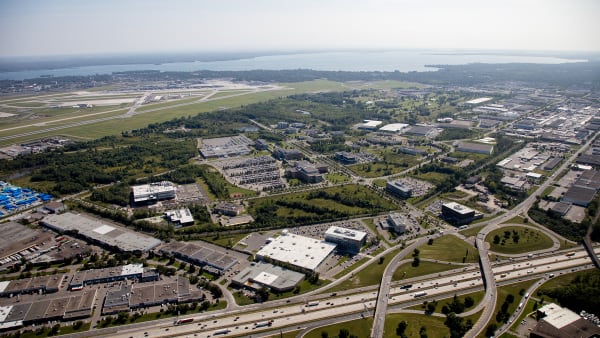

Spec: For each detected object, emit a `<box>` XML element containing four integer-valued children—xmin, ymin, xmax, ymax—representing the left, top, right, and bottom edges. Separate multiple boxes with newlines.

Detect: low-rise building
<box><xmin>386</xmin><ymin>180</ymin><xmax>413</xmax><ymax>199</ymax></box>
<box><xmin>214</xmin><ymin>202</ymin><xmax>244</xmax><ymax>216</ymax></box>
<box><xmin>231</xmin><ymin>262</ymin><xmax>304</xmax><ymax>293</ymax></box>
<box><xmin>131</xmin><ymin>181</ymin><xmax>176</xmax><ymax>204</ymax></box>
<box><xmin>324</xmin><ymin>226</ymin><xmax>367</xmax><ymax>254</ymax></box>
<box><xmin>285</xmin><ymin>161</ymin><xmax>327</xmax><ymax>183</ymax></box>
<box><xmin>165</xmin><ymin>208</ymin><xmax>194</xmax><ymax>227</ymax></box>
<box><xmin>456</xmin><ymin>142</ymin><xmax>494</xmax><ymax>155</ymax></box>
<box><xmin>441</xmin><ymin>202</ymin><xmax>481</xmax><ymax>225</ymax></box>
<box><xmin>531</xmin><ymin>303</ymin><xmax>600</xmax><ymax>338</ymax></box>
<box><xmin>384</xmin><ymin>213</ymin><xmax>409</xmax><ymax>234</ymax></box>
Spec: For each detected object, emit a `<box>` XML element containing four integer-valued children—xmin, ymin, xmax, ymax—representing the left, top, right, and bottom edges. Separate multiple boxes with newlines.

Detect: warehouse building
<box><xmin>531</xmin><ymin>303</ymin><xmax>600</xmax><ymax>338</ymax></box>
<box><xmin>256</xmin><ymin>231</ymin><xmax>336</xmax><ymax>272</ymax></box>
<box><xmin>324</xmin><ymin>226</ymin><xmax>367</xmax><ymax>254</ymax></box>
<box><xmin>0</xmin><ymin>274</ymin><xmax>63</xmax><ymax>297</ymax></box>
<box><xmin>441</xmin><ymin>202</ymin><xmax>481</xmax><ymax>225</ymax></box>
<box><xmin>562</xmin><ymin>185</ymin><xmax>596</xmax><ymax>207</ymax></box>
<box><xmin>41</xmin><ymin>212</ymin><xmax>162</xmax><ymax>252</ymax></box>
<box><xmin>231</xmin><ymin>262</ymin><xmax>304</xmax><ymax>293</ymax></box>
<box><xmin>68</xmin><ymin>263</ymin><xmax>158</xmax><ymax>289</ymax></box>
<box><xmin>198</xmin><ymin>135</ymin><xmax>252</xmax><ymax>159</ymax></box>
<box><xmin>0</xmin><ymin>289</ymin><xmax>96</xmax><ymax>329</ymax></box>
<box><xmin>456</xmin><ymin>142</ymin><xmax>494</xmax><ymax>155</ymax></box>
<box><xmin>160</xmin><ymin>241</ymin><xmax>238</xmax><ymax>275</ymax></box>
<box><xmin>131</xmin><ymin>181</ymin><xmax>176</xmax><ymax>204</ymax></box>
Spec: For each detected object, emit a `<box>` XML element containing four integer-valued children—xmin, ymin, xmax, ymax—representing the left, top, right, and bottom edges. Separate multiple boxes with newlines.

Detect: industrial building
<box><xmin>131</xmin><ymin>181</ymin><xmax>176</xmax><ymax>204</ymax></box>
<box><xmin>214</xmin><ymin>202</ymin><xmax>245</xmax><ymax>216</ymax></box>
<box><xmin>68</xmin><ymin>263</ymin><xmax>158</xmax><ymax>289</ymax></box>
<box><xmin>41</xmin><ymin>212</ymin><xmax>162</xmax><ymax>252</ymax></box>
<box><xmin>441</xmin><ymin>202</ymin><xmax>481</xmax><ymax>225</ymax></box>
<box><xmin>103</xmin><ymin>276</ymin><xmax>203</xmax><ymax>314</ymax></box>
<box><xmin>379</xmin><ymin>123</ymin><xmax>409</xmax><ymax>133</ymax></box>
<box><xmin>531</xmin><ymin>303</ymin><xmax>600</xmax><ymax>338</ymax></box>
<box><xmin>0</xmin><ymin>221</ymin><xmax>54</xmax><ymax>266</ymax></box>
<box><xmin>0</xmin><ymin>274</ymin><xmax>63</xmax><ymax>297</ymax></box>
<box><xmin>160</xmin><ymin>241</ymin><xmax>238</xmax><ymax>275</ymax></box>
<box><xmin>324</xmin><ymin>226</ymin><xmax>367</xmax><ymax>254</ymax></box>
<box><xmin>384</xmin><ymin>213</ymin><xmax>409</xmax><ymax>234</ymax></box>
<box><xmin>356</xmin><ymin>120</ymin><xmax>383</xmax><ymax>130</ymax></box>
<box><xmin>404</xmin><ymin>125</ymin><xmax>439</xmax><ymax>138</ymax></box>
<box><xmin>562</xmin><ymin>185</ymin><xmax>596</xmax><ymax>207</ymax></box>
<box><xmin>0</xmin><ymin>289</ymin><xmax>96</xmax><ymax>329</ymax></box>
<box><xmin>165</xmin><ymin>208</ymin><xmax>194</xmax><ymax>227</ymax></box>
<box><xmin>255</xmin><ymin>231</ymin><xmax>337</xmax><ymax>272</ymax></box>
<box><xmin>386</xmin><ymin>180</ymin><xmax>413</xmax><ymax>199</ymax></box>
<box><xmin>197</xmin><ymin>135</ymin><xmax>252</xmax><ymax>159</ymax></box>
<box><xmin>231</xmin><ymin>262</ymin><xmax>305</xmax><ymax>293</ymax></box>
<box><xmin>456</xmin><ymin>141</ymin><xmax>494</xmax><ymax>155</ymax></box>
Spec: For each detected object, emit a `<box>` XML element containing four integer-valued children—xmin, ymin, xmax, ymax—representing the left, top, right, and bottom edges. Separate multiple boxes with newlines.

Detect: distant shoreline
<box><xmin>0</xmin><ymin>49</ymin><xmax>593</xmax><ymax>81</ymax></box>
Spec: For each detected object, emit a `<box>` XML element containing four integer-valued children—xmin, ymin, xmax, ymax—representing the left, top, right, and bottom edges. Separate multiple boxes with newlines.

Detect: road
<box><xmin>62</xmin><ymin>246</ymin><xmax>597</xmax><ymax>338</ymax></box>
<box><xmin>465</xmin><ymin>129</ymin><xmax>599</xmax><ymax>338</ymax></box>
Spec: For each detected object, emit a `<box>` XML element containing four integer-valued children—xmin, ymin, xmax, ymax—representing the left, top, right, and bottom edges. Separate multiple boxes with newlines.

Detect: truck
<box><xmin>306</xmin><ymin>301</ymin><xmax>320</xmax><ymax>307</ymax></box>
<box><xmin>214</xmin><ymin>329</ymin><xmax>231</xmax><ymax>335</ymax></box>
<box><xmin>518</xmin><ymin>302</ymin><xmax>524</xmax><ymax>309</ymax></box>
<box><xmin>414</xmin><ymin>291</ymin><xmax>427</xmax><ymax>298</ymax></box>
<box><xmin>254</xmin><ymin>320</ymin><xmax>273</xmax><ymax>328</ymax></box>
<box><xmin>175</xmin><ymin>318</ymin><xmax>194</xmax><ymax>325</ymax></box>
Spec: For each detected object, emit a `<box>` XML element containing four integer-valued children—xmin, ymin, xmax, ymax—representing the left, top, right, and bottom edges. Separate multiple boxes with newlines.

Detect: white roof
<box><xmin>539</xmin><ymin>303</ymin><xmax>580</xmax><ymax>329</ymax></box>
<box><xmin>256</xmin><ymin>233</ymin><xmax>336</xmax><ymax>271</ymax></box>
<box><xmin>466</xmin><ymin>97</ymin><xmax>492</xmax><ymax>104</ymax></box>
<box><xmin>526</xmin><ymin>172</ymin><xmax>542</xmax><ymax>178</ymax></box>
<box><xmin>0</xmin><ymin>281</ymin><xmax>9</xmax><ymax>293</ymax></box>
<box><xmin>362</xmin><ymin>120</ymin><xmax>382</xmax><ymax>127</ymax></box>
<box><xmin>443</xmin><ymin>202</ymin><xmax>475</xmax><ymax>215</ymax></box>
<box><xmin>0</xmin><ymin>305</ymin><xmax>11</xmax><ymax>322</ymax></box>
<box><xmin>325</xmin><ymin>226</ymin><xmax>367</xmax><ymax>241</ymax></box>
<box><xmin>93</xmin><ymin>224</ymin><xmax>115</xmax><ymax>235</ymax></box>
<box><xmin>379</xmin><ymin>123</ymin><xmax>409</xmax><ymax>132</ymax></box>
<box><xmin>121</xmin><ymin>263</ymin><xmax>144</xmax><ymax>276</ymax></box>
<box><xmin>253</xmin><ymin>271</ymin><xmax>278</xmax><ymax>285</ymax></box>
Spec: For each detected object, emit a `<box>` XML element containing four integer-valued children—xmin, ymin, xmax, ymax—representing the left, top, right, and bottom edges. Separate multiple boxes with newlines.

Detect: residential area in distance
<box><xmin>0</xmin><ymin>63</ymin><xmax>599</xmax><ymax>338</ymax></box>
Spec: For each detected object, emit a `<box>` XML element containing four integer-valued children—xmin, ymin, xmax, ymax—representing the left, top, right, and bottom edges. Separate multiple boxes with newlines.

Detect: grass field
<box><xmin>418</xmin><ymin>235</ymin><xmax>479</xmax><ymax>263</ymax></box>
<box><xmin>385</xmin><ymin>313</ymin><xmax>448</xmax><ymax>338</ymax></box>
<box><xmin>331</xmin><ymin>248</ymin><xmax>402</xmax><ymax>291</ymax></box>
<box><xmin>408</xmin><ymin>290</ymin><xmax>486</xmax><ymax>313</ymax></box>
<box><xmin>326</xmin><ymin>172</ymin><xmax>352</xmax><ymax>184</ymax></box>
<box><xmin>393</xmin><ymin>261</ymin><xmax>459</xmax><ymax>281</ymax></box>
<box><xmin>486</xmin><ymin>226</ymin><xmax>554</xmax><ymax>254</ymax></box>
<box><xmin>459</xmin><ymin>225</ymin><xmax>484</xmax><ymax>237</ymax></box>
<box><xmin>304</xmin><ymin>317</ymin><xmax>373</xmax><ymax>338</ymax></box>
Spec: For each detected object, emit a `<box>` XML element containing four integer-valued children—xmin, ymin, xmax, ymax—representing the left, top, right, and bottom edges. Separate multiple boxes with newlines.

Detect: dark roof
<box><xmin>551</xmin><ymin>202</ymin><xmax>572</xmax><ymax>215</ymax></box>
<box><xmin>574</xmin><ymin>170</ymin><xmax>600</xmax><ymax>190</ymax></box>
<box><xmin>577</xmin><ymin>154</ymin><xmax>600</xmax><ymax>166</ymax></box>
<box><xmin>563</xmin><ymin>186</ymin><xmax>596</xmax><ymax>206</ymax></box>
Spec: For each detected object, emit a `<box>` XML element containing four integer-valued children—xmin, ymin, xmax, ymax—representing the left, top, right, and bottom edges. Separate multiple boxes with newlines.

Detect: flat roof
<box><xmin>538</xmin><ymin>303</ymin><xmax>580</xmax><ymax>329</ymax></box>
<box><xmin>325</xmin><ymin>226</ymin><xmax>367</xmax><ymax>242</ymax></box>
<box><xmin>231</xmin><ymin>262</ymin><xmax>304</xmax><ymax>291</ymax></box>
<box><xmin>457</xmin><ymin>141</ymin><xmax>494</xmax><ymax>153</ymax></box>
<box><xmin>379</xmin><ymin>123</ymin><xmax>409</xmax><ymax>132</ymax></box>
<box><xmin>466</xmin><ymin>97</ymin><xmax>492</xmax><ymax>104</ymax></box>
<box><xmin>442</xmin><ymin>202</ymin><xmax>475</xmax><ymax>215</ymax></box>
<box><xmin>42</xmin><ymin>213</ymin><xmax>162</xmax><ymax>252</ymax></box>
<box><xmin>256</xmin><ymin>233</ymin><xmax>336</xmax><ymax>271</ymax></box>
<box><xmin>131</xmin><ymin>181</ymin><xmax>176</xmax><ymax>203</ymax></box>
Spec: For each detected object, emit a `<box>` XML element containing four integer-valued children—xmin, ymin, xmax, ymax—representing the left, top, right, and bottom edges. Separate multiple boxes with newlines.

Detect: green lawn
<box><xmin>326</xmin><ymin>172</ymin><xmax>352</xmax><ymax>184</ymax></box>
<box><xmin>331</xmin><ymin>248</ymin><xmax>402</xmax><ymax>291</ymax></box>
<box><xmin>486</xmin><ymin>226</ymin><xmax>554</xmax><ymax>254</ymax></box>
<box><xmin>418</xmin><ymin>235</ymin><xmax>479</xmax><ymax>263</ymax></box>
<box><xmin>385</xmin><ymin>313</ymin><xmax>448</xmax><ymax>338</ymax></box>
<box><xmin>407</xmin><ymin>290</ymin><xmax>486</xmax><ymax>314</ymax></box>
<box><xmin>393</xmin><ymin>261</ymin><xmax>459</xmax><ymax>281</ymax></box>
<box><xmin>304</xmin><ymin>317</ymin><xmax>373</xmax><ymax>338</ymax></box>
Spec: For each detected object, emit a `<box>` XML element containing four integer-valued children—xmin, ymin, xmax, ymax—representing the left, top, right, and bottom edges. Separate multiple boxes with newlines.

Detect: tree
<box><xmin>321</xmin><ymin>332</ymin><xmax>329</xmax><ymax>338</ymax></box>
<box><xmin>426</xmin><ymin>302</ymin><xmax>437</xmax><ymax>313</ymax></box>
<box><xmin>339</xmin><ymin>328</ymin><xmax>350</xmax><ymax>338</ymax></box>
<box><xmin>427</xmin><ymin>238</ymin><xmax>434</xmax><ymax>245</ymax></box>
<box><xmin>493</xmin><ymin>235</ymin><xmax>500</xmax><ymax>244</ymax></box>
<box><xmin>379</xmin><ymin>256</ymin><xmax>385</xmax><ymax>264</ymax></box>
<box><xmin>412</xmin><ymin>256</ymin><xmax>420</xmax><ymax>267</ymax></box>
<box><xmin>485</xmin><ymin>323</ymin><xmax>498</xmax><ymax>337</ymax></box>
<box><xmin>419</xmin><ymin>326</ymin><xmax>428</xmax><ymax>338</ymax></box>
<box><xmin>396</xmin><ymin>321</ymin><xmax>408</xmax><ymax>336</ymax></box>
<box><xmin>464</xmin><ymin>296</ymin><xmax>474</xmax><ymax>308</ymax></box>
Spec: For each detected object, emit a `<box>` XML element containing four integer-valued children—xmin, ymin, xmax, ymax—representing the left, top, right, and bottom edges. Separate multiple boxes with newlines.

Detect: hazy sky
<box><xmin>1</xmin><ymin>0</ymin><xmax>598</xmax><ymax>57</ymax></box>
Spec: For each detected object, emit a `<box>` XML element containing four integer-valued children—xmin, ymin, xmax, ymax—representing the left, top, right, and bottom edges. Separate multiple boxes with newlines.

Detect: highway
<box><xmin>65</xmin><ymin>247</ymin><xmax>597</xmax><ymax>338</ymax></box>
<box><xmin>464</xmin><ymin>128</ymin><xmax>600</xmax><ymax>338</ymax></box>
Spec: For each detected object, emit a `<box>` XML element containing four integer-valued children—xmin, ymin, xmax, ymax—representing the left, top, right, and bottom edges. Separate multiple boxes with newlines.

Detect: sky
<box><xmin>0</xmin><ymin>0</ymin><xmax>599</xmax><ymax>57</ymax></box>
